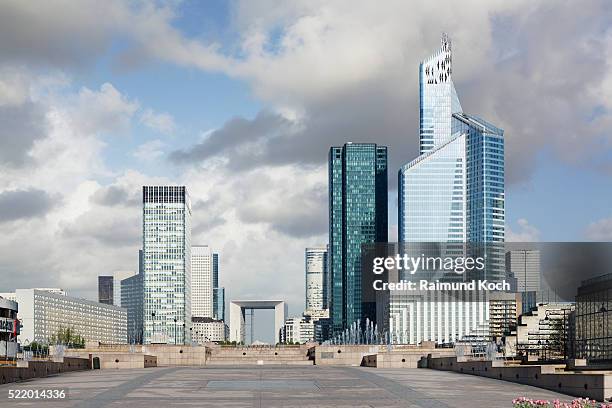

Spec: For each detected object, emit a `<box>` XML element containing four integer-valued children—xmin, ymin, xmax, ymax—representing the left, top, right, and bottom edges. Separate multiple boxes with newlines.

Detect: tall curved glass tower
<box><xmin>393</xmin><ymin>34</ymin><xmax>505</xmax><ymax>345</ymax></box>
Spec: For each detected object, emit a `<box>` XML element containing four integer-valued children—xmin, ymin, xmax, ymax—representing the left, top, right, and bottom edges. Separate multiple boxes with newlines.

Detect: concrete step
<box><xmin>206</xmin><ymin>360</ymin><xmax>314</xmax><ymax>366</ymax></box>
<box><xmin>208</xmin><ymin>357</ymin><xmax>311</xmax><ymax>362</ymax></box>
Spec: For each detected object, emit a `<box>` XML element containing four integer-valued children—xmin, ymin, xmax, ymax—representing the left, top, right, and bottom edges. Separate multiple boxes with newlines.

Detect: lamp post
<box><xmin>173</xmin><ymin>318</ymin><xmax>177</xmax><ymax>345</ymax></box>
<box><xmin>151</xmin><ymin>312</ymin><xmax>156</xmax><ymax>344</ymax></box>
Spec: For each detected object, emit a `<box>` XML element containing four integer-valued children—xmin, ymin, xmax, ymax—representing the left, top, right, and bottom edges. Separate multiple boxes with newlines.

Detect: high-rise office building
<box><xmin>98</xmin><ymin>276</ymin><xmax>113</xmax><ymax>305</ymax></box>
<box><xmin>506</xmin><ymin>250</ymin><xmax>540</xmax><ymax>292</ymax></box>
<box><xmin>418</xmin><ymin>32</ymin><xmax>463</xmax><ymax>155</ymax></box>
<box><xmin>192</xmin><ymin>245</ymin><xmax>214</xmax><ymax>319</ymax></box>
<box><xmin>391</xmin><ymin>33</ymin><xmax>505</xmax><ymax>344</ymax></box>
<box><xmin>329</xmin><ymin>143</ymin><xmax>388</xmax><ymax>333</ymax></box>
<box><xmin>212</xmin><ymin>253</ymin><xmax>225</xmax><ymax>321</ymax></box>
<box><xmin>121</xmin><ymin>252</ymin><xmax>144</xmax><ymax>344</ymax></box>
<box><xmin>506</xmin><ymin>249</ymin><xmax>540</xmax><ymax>313</ymax></box>
<box><xmin>214</xmin><ymin>287</ymin><xmax>225</xmax><ymax>322</ymax></box>
<box><xmin>305</xmin><ymin>247</ymin><xmax>328</xmax><ymax>312</ymax></box>
<box><xmin>142</xmin><ymin>186</ymin><xmax>192</xmax><ymax>344</ymax></box>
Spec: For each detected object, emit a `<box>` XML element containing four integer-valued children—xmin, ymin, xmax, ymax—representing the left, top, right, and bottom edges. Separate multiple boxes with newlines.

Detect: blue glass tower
<box><xmin>393</xmin><ymin>34</ymin><xmax>505</xmax><ymax>344</ymax></box>
<box><xmin>399</xmin><ymin>33</ymin><xmax>504</xmax><ymax>246</ymax></box>
<box><xmin>419</xmin><ymin>32</ymin><xmax>463</xmax><ymax>154</ymax></box>
<box><xmin>212</xmin><ymin>253</ymin><xmax>225</xmax><ymax>321</ymax></box>
<box><xmin>329</xmin><ymin>143</ymin><xmax>388</xmax><ymax>333</ymax></box>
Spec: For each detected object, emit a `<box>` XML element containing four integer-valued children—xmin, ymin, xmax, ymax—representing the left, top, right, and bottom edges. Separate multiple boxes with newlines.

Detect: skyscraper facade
<box><xmin>305</xmin><ymin>247</ymin><xmax>328</xmax><ymax>312</ymax></box>
<box><xmin>213</xmin><ymin>287</ymin><xmax>225</xmax><ymax>321</ymax></box>
<box><xmin>121</xmin><ymin>272</ymin><xmax>143</xmax><ymax>344</ymax></box>
<box><xmin>419</xmin><ymin>32</ymin><xmax>462</xmax><ymax>155</ymax></box>
<box><xmin>392</xmin><ymin>34</ymin><xmax>505</xmax><ymax>344</ymax></box>
<box><xmin>192</xmin><ymin>245</ymin><xmax>214</xmax><ymax>319</ymax></box>
<box><xmin>98</xmin><ymin>276</ymin><xmax>113</xmax><ymax>305</ymax></box>
<box><xmin>506</xmin><ymin>249</ymin><xmax>541</xmax><ymax>313</ymax></box>
<box><xmin>142</xmin><ymin>186</ymin><xmax>192</xmax><ymax>344</ymax></box>
<box><xmin>329</xmin><ymin>143</ymin><xmax>388</xmax><ymax>333</ymax></box>
<box><xmin>212</xmin><ymin>252</ymin><xmax>225</xmax><ymax>321</ymax></box>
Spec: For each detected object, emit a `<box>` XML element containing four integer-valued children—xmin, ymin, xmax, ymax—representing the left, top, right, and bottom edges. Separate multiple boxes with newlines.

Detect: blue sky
<box><xmin>0</xmin><ymin>1</ymin><xmax>611</xmax><ymax>342</ymax></box>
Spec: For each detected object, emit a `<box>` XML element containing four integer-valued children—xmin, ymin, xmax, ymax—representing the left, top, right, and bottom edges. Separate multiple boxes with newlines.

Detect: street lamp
<box><xmin>151</xmin><ymin>312</ymin><xmax>156</xmax><ymax>344</ymax></box>
<box><xmin>173</xmin><ymin>318</ymin><xmax>177</xmax><ymax>345</ymax></box>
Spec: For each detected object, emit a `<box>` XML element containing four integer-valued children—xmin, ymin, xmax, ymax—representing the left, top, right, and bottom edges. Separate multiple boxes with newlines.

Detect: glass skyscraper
<box><xmin>212</xmin><ymin>253</ymin><xmax>225</xmax><ymax>321</ymax></box>
<box><xmin>142</xmin><ymin>186</ymin><xmax>192</xmax><ymax>344</ymax></box>
<box><xmin>329</xmin><ymin>143</ymin><xmax>388</xmax><ymax>333</ymax></box>
<box><xmin>98</xmin><ymin>275</ymin><xmax>114</xmax><ymax>305</ymax></box>
<box><xmin>121</xmin><ymin>271</ymin><xmax>143</xmax><ymax>344</ymax></box>
<box><xmin>393</xmin><ymin>34</ymin><xmax>505</xmax><ymax>344</ymax></box>
<box><xmin>419</xmin><ymin>32</ymin><xmax>462</xmax><ymax>155</ymax></box>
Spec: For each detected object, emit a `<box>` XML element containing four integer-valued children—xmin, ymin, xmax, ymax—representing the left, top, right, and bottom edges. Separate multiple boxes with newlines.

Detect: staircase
<box><xmin>207</xmin><ymin>345</ymin><xmax>313</xmax><ymax>366</ymax></box>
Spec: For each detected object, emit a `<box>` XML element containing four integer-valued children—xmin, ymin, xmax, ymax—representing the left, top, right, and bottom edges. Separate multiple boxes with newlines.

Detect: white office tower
<box><xmin>305</xmin><ymin>247</ymin><xmax>328</xmax><ymax>313</ymax></box>
<box><xmin>142</xmin><ymin>186</ymin><xmax>192</xmax><ymax>345</ymax></box>
<box><xmin>192</xmin><ymin>245</ymin><xmax>214</xmax><ymax>319</ymax></box>
<box><xmin>282</xmin><ymin>316</ymin><xmax>315</xmax><ymax>344</ymax></box>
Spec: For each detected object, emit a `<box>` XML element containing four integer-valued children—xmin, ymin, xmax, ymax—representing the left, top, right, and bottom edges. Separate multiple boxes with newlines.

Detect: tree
<box><xmin>49</xmin><ymin>327</ymin><xmax>85</xmax><ymax>348</ymax></box>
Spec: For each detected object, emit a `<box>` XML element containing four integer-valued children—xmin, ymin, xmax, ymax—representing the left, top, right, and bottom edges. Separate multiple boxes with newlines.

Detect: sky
<box><xmin>0</xmin><ymin>0</ymin><xmax>611</xmax><ymax>341</ymax></box>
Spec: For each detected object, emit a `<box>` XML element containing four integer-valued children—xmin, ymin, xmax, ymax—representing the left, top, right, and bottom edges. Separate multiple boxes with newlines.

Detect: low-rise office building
<box><xmin>282</xmin><ymin>316</ymin><xmax>315</xmax><ymax>344</ymax></box>
<box><xmin>11</xmin><ymin>289</ymin><xmax>127</xmax><ymax>345</ymax></box>
<box><xmin>190</xmin><ymin>317</ymin><xmax>228</xmax><ymax>343</ymax></box>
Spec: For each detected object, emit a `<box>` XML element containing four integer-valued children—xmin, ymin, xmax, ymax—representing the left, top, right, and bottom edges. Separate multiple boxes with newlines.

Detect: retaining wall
<box><xmin>424</xmin><ymin>356</ymin><xmax>612</xmax><ymax>402</ymax></box>
<box><xmin>0</xmin><ymin>357</ymin><xmax>89</xmax><ymax>384</ymax></box>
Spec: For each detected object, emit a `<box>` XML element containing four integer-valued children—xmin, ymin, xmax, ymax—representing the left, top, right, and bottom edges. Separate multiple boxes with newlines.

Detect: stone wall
<box><xmin>63</xmin><ymin>345</ymin><xmax>208</xmax><ymax>367</ymax></box>
<box><xmin>207</xmin><ymin>345</ymin><xmax>312</xmax><ymax>365</ymax></box>
<box><xmin>64</xmin><ymin>351</ymin><xmax>157</xmax><ymax>369</ymax></box>
<box><xmin>0</xmin><ymin>357</ymin><xmax>89</xmax><ymax>384</ymax></box>
<box><xmin>424</xmin><ymin>356</ymin><xmax>612</xmax><ymax>402</ymax></box>
<box><xmin>314</xmin><ymin>345</ymin><xmax>455</xmax><ymax>367</ymax></box>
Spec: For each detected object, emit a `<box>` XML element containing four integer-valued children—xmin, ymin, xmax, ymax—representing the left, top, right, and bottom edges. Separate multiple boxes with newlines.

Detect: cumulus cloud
<box><xmin>2</xmin><ymin>1</ymin><xmax>611</xmax><ymax>183</ymax></box>
<box><xmin>585</xmin><ymin>217</ymin><xmax>612</xmax><ymax>241</ymax></box>
<box><xmin>0</xmin><ymin>102</ymin><xmax>47</xmax><ymax>167</ymax></box>
<box><xmin>139</xmin><ymin>108</ymin><xmax>176</xmax><ymax>134</ymax></box>
<box><xmin>1</xmin><ymin>0</ymin><xmax>611</xmax><ymax>316</ymax></box>
<box><xmin>133</xmin><ymin>139</ymin><xmax>166</xmax><ymax>162</ymax></box>
<box><xmin>70</xmin><ymin>83</ymin><xmax>138</xmax><ymax>136</ymax></box>
<box><xmin>90</xmin><ymin>184</ymin><xmax>140</xmax><ymax>207</ymax></box>
<box><xmin>507</xmin><ymin>218</ymin><xmax>541</xmax><ymax>242</ymax></box>
<box><xmin>0</xmin><ymin>189</ymin><xmax>57</xmax><ymax>223</ymax></box>
<box><xmin>162</xmin><ymin>0</ymin><xmax>612</xmax><ymax>186</ymax></box>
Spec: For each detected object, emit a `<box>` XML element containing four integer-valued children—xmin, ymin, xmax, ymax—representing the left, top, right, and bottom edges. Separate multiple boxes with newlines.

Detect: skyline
<box><xmin>1</xmin><ymin>1</ymin><xmax>612</xmax><ymax>326</ymax></box>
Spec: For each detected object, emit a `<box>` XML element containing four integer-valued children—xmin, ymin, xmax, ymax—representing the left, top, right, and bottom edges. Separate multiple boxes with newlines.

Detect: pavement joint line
<box><xmin>341</xmin><ymin>367</ymin><xmax>453</xmax><ymax>408</ymax></box>
<box><xmin>71</xmin><ymin>367</ymin><xmax>179</xmax><ymax>408</ymax></box>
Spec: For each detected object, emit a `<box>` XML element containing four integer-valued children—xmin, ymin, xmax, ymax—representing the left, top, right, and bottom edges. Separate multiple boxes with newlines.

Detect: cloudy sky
<box><xmin>0</xmin><ymin>1</ymin><xmax>611</xmax><ymax>328</ymax></box>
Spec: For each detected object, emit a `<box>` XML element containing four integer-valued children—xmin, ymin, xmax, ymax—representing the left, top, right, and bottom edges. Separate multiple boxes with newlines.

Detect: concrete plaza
<box><xmin>0</xmin><ymin>366</ymin><xmax>573</xmax><ymax>407</ymax></box>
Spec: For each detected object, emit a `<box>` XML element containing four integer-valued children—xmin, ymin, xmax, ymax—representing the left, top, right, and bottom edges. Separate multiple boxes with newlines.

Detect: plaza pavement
<box><xmin>0</xmin><ymin>365</ymin><xmax>574</xmax><ymax>407</ymax></box>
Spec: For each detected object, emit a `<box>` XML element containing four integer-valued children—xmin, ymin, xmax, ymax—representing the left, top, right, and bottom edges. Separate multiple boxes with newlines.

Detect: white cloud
<box><xmin>139</xmin><ymin>108</ymin><xmax>176</xmax><ymax>134</ymax></box>
<box><xmin>133</xmin><ymin>139</ymin><xmax>166</xmax><ymax>162</ymax></box>
<box><xmin>71</xmin><ymin>83</ymin><xmax>139</xmax><ymax>136</ymax></box>
<box><xmin>585</xmin><ymin>217</ymin><xmax>612</xmax><ymax>241</ymax></box>
<box><xmin>0</xmin><ymin>67</ymin><xmax>30</xmax><ymax>107</ymax></box>
<box><xmin>506</xmin><ymin>218</ymin><xmax>541</xmax><ymax>242</ymax></box>
<box><xmin>1</xmin><ymin>0</ymin><xmax>611</xmax><ymax>315</ymax></box>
